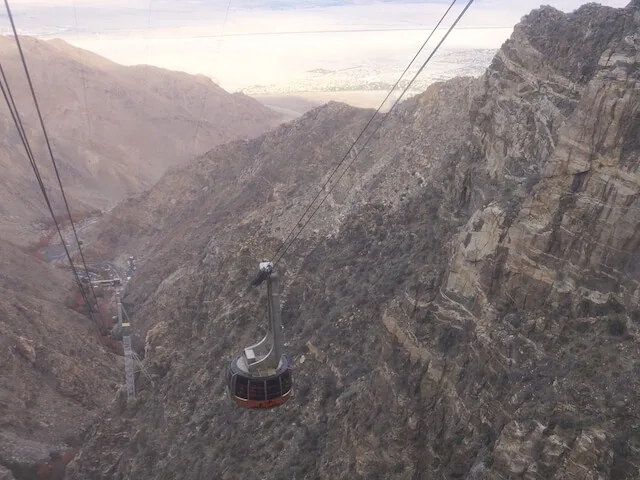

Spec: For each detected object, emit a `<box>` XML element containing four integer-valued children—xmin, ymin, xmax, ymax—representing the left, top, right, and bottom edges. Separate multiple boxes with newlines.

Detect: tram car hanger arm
<box><xmin>251</xmin><ymin>260</ymin><xmax>274</xmax><ymax>286</ymax></box>
<box><xmin>228</xmin><ymin>260</ymin><xmax>293</xmax><ymax>408</ymax></box>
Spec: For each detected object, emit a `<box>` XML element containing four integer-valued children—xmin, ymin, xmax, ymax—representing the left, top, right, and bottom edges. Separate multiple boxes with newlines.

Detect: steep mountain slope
<box><xmin>0</xmin><ymin>239</ymin><xmax>120</xmax><ymax>479</ymax></box>
<box><xmin>67</xmin><ymin>1</ymin><xmax>640</xmax><ymax>479</ymax></box>
<box><xmin>0</xmin><ymin>36</ymin><xmax>282</xmax><ymax>245</ymax></box>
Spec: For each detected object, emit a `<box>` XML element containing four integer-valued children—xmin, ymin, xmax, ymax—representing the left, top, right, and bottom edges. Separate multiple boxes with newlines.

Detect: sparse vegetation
<box><xmin>19</xmin><ymin>3</ymin><xmax>640</xmax><ymax>479</ymax></box>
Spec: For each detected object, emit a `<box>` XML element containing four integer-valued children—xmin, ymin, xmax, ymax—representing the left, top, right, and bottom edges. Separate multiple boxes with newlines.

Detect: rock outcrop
<box><xmin>66</xmin><ymin>1</ymin><xmax>640</xmax><ymax>479</ymax></box>
<box><xmin>0</xmin><ymin>240</ymin><xmax>120</xmax><ymax>477</ymax></box>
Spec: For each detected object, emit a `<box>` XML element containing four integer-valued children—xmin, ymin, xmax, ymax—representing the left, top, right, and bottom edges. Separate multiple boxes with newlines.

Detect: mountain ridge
<box><xmin>66</xmin><ymin>3</ymin><xmax>639</xmax><ymax>477</ymax></box>
<box><xmin>0</xmin><ymin>35</ymin><xmax>283</xmax><ymax>246</ymax></box>
<box><xmin>2</xmin><ymin>1</ymin><xmax>635</xmax><ymax>478</ymax></box>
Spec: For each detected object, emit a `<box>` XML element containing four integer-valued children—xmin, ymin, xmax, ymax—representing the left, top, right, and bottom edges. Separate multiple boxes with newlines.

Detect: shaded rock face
<box><xmin>0</xmin><ymin>36</ymin><xmax>282</xmax><ymax>245</ymax></box>
<box><xmin>0</xmin><ymin>466</ymin><xmax>14</xmax><ymax>480</ymax></box>
<box><xmin>447</xmin><ymin>2</ymin><xmax>640</xmax><ymax>307</ymax></box>
<box><xmin>0</xmin><ymin>240</ymin><xmax>120</xmax><ymax>478</ymax></box>
<box><xmin>67</xmin><ymin>2</ymin><xmax>640</xmax><ymax>479</ymax></box>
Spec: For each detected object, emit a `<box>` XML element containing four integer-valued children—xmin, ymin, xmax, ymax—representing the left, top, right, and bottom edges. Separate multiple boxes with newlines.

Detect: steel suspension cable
<box><xmin>5</xmin><ymin>0</ymin><xmax>107</xmax><ymax>327</ymax></box>
<box><xmin>272</xmin><ymin>0</ymin><xmax>475</xmax><ymax>268</ymax></box>
<box><xmin>0</xmin><ymin>65</ymin><xmax>101</xmax><ymax>327</ymax></box>
<box><xmin>269</xmin><ymin>0</ymin><xmax>460</xmax><ymax>264</ymax></box>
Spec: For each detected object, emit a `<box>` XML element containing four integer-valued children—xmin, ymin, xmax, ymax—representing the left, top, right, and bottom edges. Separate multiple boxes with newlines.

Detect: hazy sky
<box><xmin>2</xmin><ymin>0</ymin><xmax>631</xmax><ymax>33</ymax></box>
<box><xmin>0</xmin><ymin>0</ymin><xmax>632</xmax><ymax>92</ymax></box>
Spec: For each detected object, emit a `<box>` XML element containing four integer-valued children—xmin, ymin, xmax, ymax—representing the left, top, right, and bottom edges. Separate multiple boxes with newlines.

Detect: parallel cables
<box><xmin>0</xmin><ymin>65</ymin><xmax>101</xmax><ymax>327</ymax></box>
<box><xmin>3</xmin><ymin>0</ymin><xmax>107</xmax><ymax>328</ymax></box>
<box><xmin>270</xmin><ymin>0</ymin><xmax>475</xmax><ymax>269</ymax></box>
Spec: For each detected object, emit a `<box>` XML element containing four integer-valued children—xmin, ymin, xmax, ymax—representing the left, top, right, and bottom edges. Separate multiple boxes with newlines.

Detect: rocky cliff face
<box><xmin>0</xmin><ymin>36</ymin><xmax>282</xmax><ymax>245</ymax></box>
<box><xmin>66</xmin><ymin>1</ymin><xmax>640</xmax><ymax>479</ymax></box>
<box><xmin>0</xmin><ymin>240</ymin><xmax>120</xmax><ymax>479</ymax></box>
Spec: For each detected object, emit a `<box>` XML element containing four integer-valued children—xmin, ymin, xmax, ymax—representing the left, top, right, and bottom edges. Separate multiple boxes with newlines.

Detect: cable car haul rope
<box><xmin>226</xmin><ymin>0</ymin><xmax>474</xmax><ymax>408</ymax></box>
<box><xmin>0</xmin><ymin>0</ymin><xmax>472</xmax><ymax>409</ymax></box>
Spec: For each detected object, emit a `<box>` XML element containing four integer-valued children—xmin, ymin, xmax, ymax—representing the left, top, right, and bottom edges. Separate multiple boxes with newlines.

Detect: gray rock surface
<box><xmin>0</xmin><ymin>240</ymin><xmax>120</xmax><ymax>476</ymax></box>
<box><xmin>0</xmin><ymin>466</ymin><xmax>15</xmax><ymax>480</ymax></box>
<box><xmin>66</xmin><ymin>1</ymin><xmax>640</xmax><ymax>479</ymax></box>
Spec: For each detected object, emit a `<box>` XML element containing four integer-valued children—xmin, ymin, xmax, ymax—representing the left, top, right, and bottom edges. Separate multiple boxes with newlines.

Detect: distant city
<box><xmin>240</xmin><ymin>47</ymin><xmax>497</xmax><ymax>96</ymax></box>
